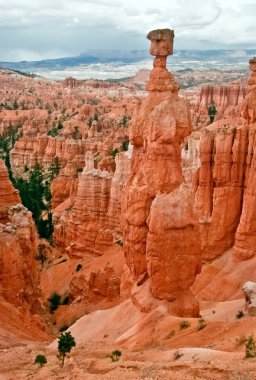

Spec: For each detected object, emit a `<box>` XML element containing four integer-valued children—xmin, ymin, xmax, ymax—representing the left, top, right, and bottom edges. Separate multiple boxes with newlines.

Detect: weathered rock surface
<box><xmin>0</xmin><ymin>159</ymin><xmax>20</xmax><ymax>222</ymax></box>
<box><xmin>194</xmin><ymin>121</ymin><xmax>247</xmax><ymax>260</ymax></box>
<box><xmin>242</xmin><ymin>281</ymin><xmax>256</xmax><ymax>316</ymax></box>
<box><xmin>191</xmin><ymin>57</ymin><xmax>256</xmax><ymax>262</ymax></box>
<box><xmin>234</xmin><ymin>57</ymin><xmax>256</xmax><ymax>260</ymax></box>
<box><xmin>54</xmin><ymin>150</ymin><xmax>131</xmax><ymax>256</ymax></box>
<box><xmin>0</xmin><ymin>203</ymin><xmax>41</xmax><ymax>312</ymax></box>
<box><xmin>190</xmin><ymin>81</ymin><xmax>249</xmax><ymax>130</ymax></box>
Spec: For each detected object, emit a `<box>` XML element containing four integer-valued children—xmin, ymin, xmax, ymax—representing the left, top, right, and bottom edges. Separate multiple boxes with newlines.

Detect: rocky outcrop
<box><xmin>194</xmin><ymin>120</ymin><xmax>247</xmax><ymax>260</ymax></box>
<box><xmin>192</xmin><ymin>82</ymin><xmax>249</xmax><ymax>130</ymax></box>
<box><xmin>0</xmin><ymin>204</ymin><xmax>40</xmax><ymax>312</ymax></box>
<box><xmin>63</xmin><ymin>77</ymin><xmax>79</xmax><ymax>88</ymax></box>
<box><xmin>51</xmin><ymin>161</ymin><xmax>78</xmax><ymax>209</ymax></box>
<box><xmin>242</xmin><ymin>281</ymin><xmax>256</xmax><ymax>316</ymax></box>
<box><xmin>0</xmin><ymin>160</ymin><xmax>20</xmax><ymax>222</ymax></box>
<box><xmin>54</xmin><ymin>150</ymin><xmax>131</xmax><ymax>256</ymax></box>
<box><xmin>234</xmin><ymin>57</ymin><xmax>256</xmax><ymax>260</ymax></box>
<box><xmin>0</xmin><ymin>160</ymin><xmax>41</xmax><ymax>313</ymax></box>
<box><xmin>123</xmin><ymin>29</ymin><xmax>201</xmax><ymax>317</ymax></box>
<box><xmin>192</xmin><ymin>58</ymin><xmax>256</xmax><ymax>261</ymax></box>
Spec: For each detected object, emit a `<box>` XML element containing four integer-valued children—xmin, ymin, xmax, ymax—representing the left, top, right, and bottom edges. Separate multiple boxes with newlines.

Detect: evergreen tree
<box><xmin>58</xmin><ymin>332</ymin><xmax>76</xmax><ymax>367</ymax></box>
<box><xmin>208</xmin><ymin>103</ymin><xmax>217</xmax><ymax>124</ymax></box>
<box><xmin>35</xmin><ymin>354</ymin><xmax>47</xmax><ymax>367</ymax></box>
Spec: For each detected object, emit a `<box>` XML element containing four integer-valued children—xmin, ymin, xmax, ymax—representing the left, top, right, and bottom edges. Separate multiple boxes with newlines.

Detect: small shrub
<box><xmin>76</xmin><ymin>167</ymin><xmax>83</xmax><ymax>173</ymax></box>
<box><xmin>109</xmin><ymin>148</ymin><xmax>119</xmax><ymax>158</ymax></box>
<box><xmin>47</xmin><ymin>127</ymin><xmax>59</xmax><ymax>137</ymax></box>
<box><xmin>236</xmin><ymin>310</ymin><xmax>245</xmax><ymax>319</ymax></box>
<box><xmin>122</xmin><ymin>139</ymin><xmax>129</xmax><ymax>152</ymax></box>
<box><xmin>35</xmin><ymin>354</ymin><xmax>47</xmax><ymax>367</ymax></box>
<box><xmin>58</xmin><ymin>331</ymin><xmax>76</xmax><ymax>367</ymax></box>
<box><xmin>48</xmin><ymin>292</ymin><xmax>61</xmax><ymax>313</ymax></box>
<box><xmin>76</xmin><ymin>263</ymin><xmax>82</xmax><ymax>271</ymax></box>
<box><xmin>173</xmin><ymin>350</ymin><xmax>183</xmax><ymax>360</ymax></box>
<box><xmin>180</xmin><ymin>320</ymin><xmax>190</xmax><ymax>330</ymax></box>
<box><xmin>198</xmin><ymin>318</ymin><xmax>206</xmax><ymax>331</ymax></box>
<box><xmin>245</xmin><ymin>335</ymin><xmax>256</xmax><ymax>358</ymax></box>
<box><xmin>110</xmin><ymin>350</ymin><xmax>122</xmax><ymax>362</ymax></box>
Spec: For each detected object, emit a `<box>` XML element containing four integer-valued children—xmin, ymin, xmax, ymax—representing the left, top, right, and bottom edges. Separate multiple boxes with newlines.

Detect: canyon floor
<box><xmin>1</xmin><ymin>250</ymin><xmax>256</xmax><ymax>379</ymax></box>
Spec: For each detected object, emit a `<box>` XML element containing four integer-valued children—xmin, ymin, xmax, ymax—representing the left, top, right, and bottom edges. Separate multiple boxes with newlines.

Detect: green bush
<box><xmin>109</xmin><ymin>148</ymin><xmax>119</xmax><ymax>158</ymax></box>
<box><xmin>180</xmin><ymin>320</ymin><xmax>190</xmax><ymax>330</ymax></box>
<box><xmin>48</xmin><ymin>292</ymin><xmax>61</xmax><ymax>313</ymax></box>
<box><xmin>58</xmin><ymin>332</ymin><xmax>76</xmax><ymax>367</ymax></box>
<box><xmin>76</xmin><ymin>264</ymin><xmax>82</xmax><ymax>271</ymax></box>
<box><xmin>236</xmin><ymin>310</ymin><xmax>245</xmax><ymax>319</ymax></box>
<box><xmin>110</xmin><ymin>350</ymin><xmax>122</xmax><ymax>362</ymax></box>
<box><xmin>122</xmin><ymin>139</ymin><xmax>129</xmax><ymax>152</ymax></box>
<box><xmin>35</xmin><ymin>354</ymin><xmax>47</xmax><ymax>367</ymax></box>
<box><xmin>245</xmin><ymin>335</ymin><xmax>256</xmax><ymax>358</ymax></box>
<box><xmin>208</xmin><ymin>103</ymin><xmax>217</xmax><ymax>124</ymax></box>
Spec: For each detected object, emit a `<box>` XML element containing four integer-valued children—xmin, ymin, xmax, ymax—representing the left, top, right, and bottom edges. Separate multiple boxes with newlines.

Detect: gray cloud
<box><xmin>0</xmin><ymin>0</ymin><xmax>255</xmax><ymax>61</ymax></box>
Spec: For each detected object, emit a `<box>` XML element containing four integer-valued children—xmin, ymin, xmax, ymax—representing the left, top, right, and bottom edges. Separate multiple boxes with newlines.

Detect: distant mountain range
<box><xmin>1</xmin><ymin>49</ymin><xmax>255</xmax><ymax>80</ymax></box>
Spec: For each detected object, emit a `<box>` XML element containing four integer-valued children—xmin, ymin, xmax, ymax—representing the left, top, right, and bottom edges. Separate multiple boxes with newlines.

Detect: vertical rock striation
<box><xmin>234</xmin><ymin>57</ymin><xmax>256</xmax><ymax>259</ymax></box>
<box><xmin>0</xmin><ymin>161</ymin><xmax>40</xmax><ymax>312</ymax></box>
<box><xmin>0</xmin><ymin>160</ymin><xmax>20</xmax><ymax>222</ymax></box>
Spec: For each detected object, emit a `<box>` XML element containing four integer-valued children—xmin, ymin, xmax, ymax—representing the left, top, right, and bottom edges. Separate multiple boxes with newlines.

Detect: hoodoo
<box><xmin>123</xmin><ymin>29</ymin><xmax>201</xmax><ymax>317</ymax></box>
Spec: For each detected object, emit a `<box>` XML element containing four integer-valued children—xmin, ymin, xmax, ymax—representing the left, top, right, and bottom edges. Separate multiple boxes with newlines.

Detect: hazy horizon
<box><xmin>0</xmin><ymin>0</ymin><xmax>255</xmax><ymax>61</ymax></box>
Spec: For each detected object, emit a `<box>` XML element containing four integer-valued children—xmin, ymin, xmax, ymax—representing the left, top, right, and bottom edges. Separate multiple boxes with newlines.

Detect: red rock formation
<box><xmin>195</xmin><ymin>121</ymin><xmax>247</xmax><ymax>260</ymax></box>
<box><xmin>0</xmin><ymin>160</ymin><xmax>20</xmax><ymax>222</ymax></box>
<box><xmin>234</xmin><ymin>57</ymin><xmax>256</xmax><ymax>260</ymax></box>
<box><xmin>51</xmin><ymin>161</ymin><xmax>78</xmax><ymax>209</ymax></box>
<box><xmin>191</xmin><ymin>82</ymin><xmax>249</xmax><ymax>130</ymax></box>
<box><xmin>0</xmin><ymin>203</ymin><xmax>41</xmax><ymax>313</ymax></box>
<box><xmin>123</xmin><ymin>29</ymin><xmax>201</xmax><ymax>317</ymax></box>
<box><xmin>0</xmin><ymin>160</ymin><xmax>41</xmax><ymax>316</ymax></box>
<box><xmin>193</xmin><ymin>58</ymin><xmax>256</xmax><ymax>261</ymax></box>
<box><xmin>63</xmin><ymin>77</ymin><xmax>79</xmax><ymax>88</ymax></box>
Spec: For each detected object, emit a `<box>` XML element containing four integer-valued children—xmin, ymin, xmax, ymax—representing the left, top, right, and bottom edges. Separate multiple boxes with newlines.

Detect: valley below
<box><xmin>1</xmin><ymin>36</ymin><xmax>256</xmax><ymax>379</ymax></box>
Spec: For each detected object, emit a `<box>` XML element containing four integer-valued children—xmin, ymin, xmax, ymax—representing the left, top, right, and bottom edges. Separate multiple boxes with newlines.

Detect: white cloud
<box><xmin>0</xmin><ymin>0</ymin><xmax>255</xmax><ymax>60</ymax></box>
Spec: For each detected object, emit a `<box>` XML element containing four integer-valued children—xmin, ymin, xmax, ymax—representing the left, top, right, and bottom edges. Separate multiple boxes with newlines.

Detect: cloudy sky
<box><xmin>0</xmin><ymin>0</ymin><xmax>255</xmax><ymax>61</ymax></box>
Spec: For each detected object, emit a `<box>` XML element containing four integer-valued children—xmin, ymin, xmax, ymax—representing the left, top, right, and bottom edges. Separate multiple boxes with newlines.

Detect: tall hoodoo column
<box><xmin>234</xmin><ymin>57</ymin><xmax>256</xmax><ymax>260</ymax></box>
<box><xmin>123</xmin><ymin>29</ymin><xmax>201</xmax><ymax>317</ymax></box>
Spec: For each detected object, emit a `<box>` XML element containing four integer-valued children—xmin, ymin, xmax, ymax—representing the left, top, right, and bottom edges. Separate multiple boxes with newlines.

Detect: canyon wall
<box><xmin>0</xmin><ymin>160</ymin><xmax>20</xmax><ymax>222</ymax></box>
<box><xmin>234</xmin><ymin>57</ymin><xmax>256</xmax><ymax>260</ymax></box>
<box><xmin>189</xmin><ymin>57</ymin><xmax>256</xmax><ymax>261</ymax></box>
<box><xmin>192</xmin><ymin>82</ymin><xmax>249</xmax><ymax>130</ymax></box>
<box><xmin>0</xmin><ymin>160</ymin><xmax>40</xmax><ymax>312</ymax></box>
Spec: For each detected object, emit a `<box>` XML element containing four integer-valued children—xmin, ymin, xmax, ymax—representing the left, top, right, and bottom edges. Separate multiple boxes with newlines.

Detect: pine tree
<box><xmin>58</xmin><ymin>332</ymin><xmax>76</xmax><ymax>366</ymax></box>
